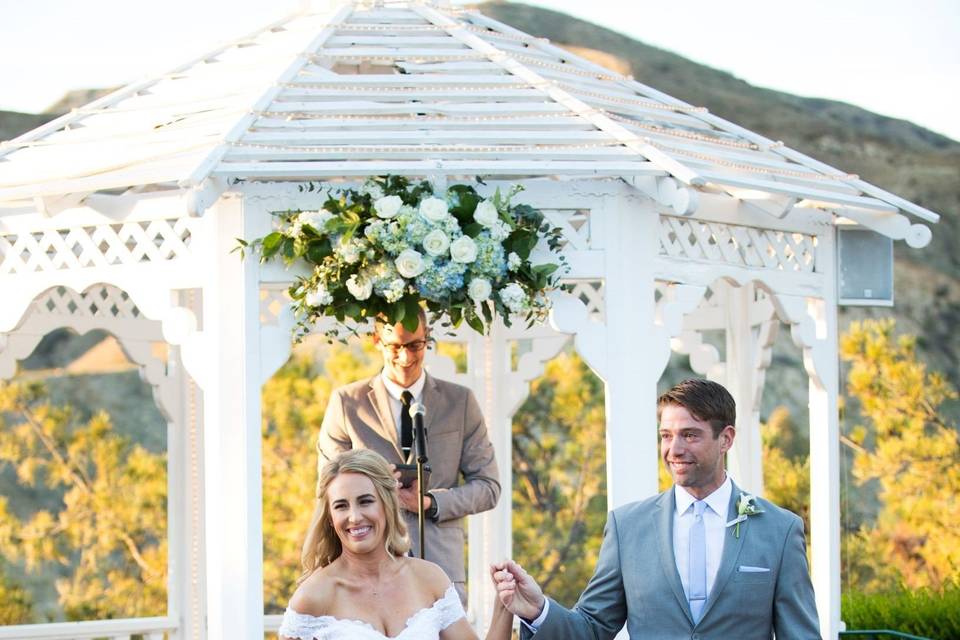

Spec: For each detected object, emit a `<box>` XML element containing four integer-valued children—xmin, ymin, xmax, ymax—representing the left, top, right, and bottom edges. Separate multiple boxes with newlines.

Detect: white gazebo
<box><xmin>0</xmin><ymin>2</ymin><xmax>939</xmax><ymax>639</ymax></box>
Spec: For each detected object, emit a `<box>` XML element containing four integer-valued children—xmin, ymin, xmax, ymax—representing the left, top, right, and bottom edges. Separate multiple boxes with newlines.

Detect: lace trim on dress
<box><xmin>435</xmin><ymin>584</ymin><xmax>466</xmax><ymax>629</ymax></box>
<box><xmin>277</xmin><ymin>584</ymin><xmax>465</xmax><ymax>639</ymax></box>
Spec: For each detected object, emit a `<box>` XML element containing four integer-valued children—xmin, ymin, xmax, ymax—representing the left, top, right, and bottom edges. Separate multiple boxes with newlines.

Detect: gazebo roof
<box><xmin>0</xmin><ymin>0</ymin><xmax>940</xmax><ymax>237</ymax></box>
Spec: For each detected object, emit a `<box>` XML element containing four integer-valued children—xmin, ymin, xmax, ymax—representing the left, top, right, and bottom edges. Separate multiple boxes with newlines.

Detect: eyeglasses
<box><xmin>379</xmin><ymin>339</ymin><xmax>429</xmax><ymax>354</ymax></box>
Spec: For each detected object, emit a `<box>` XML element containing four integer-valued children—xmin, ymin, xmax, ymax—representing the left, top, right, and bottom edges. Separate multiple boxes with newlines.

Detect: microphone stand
<box><xmin>410</xmin><ymin>402</ymin><xmax>429</xmax><ymax>559</ymax></box>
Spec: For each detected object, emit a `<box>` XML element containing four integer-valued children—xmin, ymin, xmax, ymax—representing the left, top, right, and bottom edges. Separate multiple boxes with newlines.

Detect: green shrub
<box><xmin>842</xmin><ymin>583</ymin><xmax>960</xmax><ymax>639</ymax></box>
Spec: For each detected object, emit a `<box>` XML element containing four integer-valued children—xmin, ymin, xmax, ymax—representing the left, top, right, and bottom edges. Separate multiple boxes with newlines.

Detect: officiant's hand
<box><xmin>491</xmin><ymin>560</ymin><xmax>545</xmax><ymax>621</ymax></box>
<box><xmin>393</xmin><ymin>471</ymin><xmax>432</xmax><ymax>514</ymax></box>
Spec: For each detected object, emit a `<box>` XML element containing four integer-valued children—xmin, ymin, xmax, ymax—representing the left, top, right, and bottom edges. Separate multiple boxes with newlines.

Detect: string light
<box><xmin>254</xmin><ymin>110</ymin><xmax>581</xmax><ymax>122</ymax></box>
<box><xmin>602</xmin><ymin>112</ymin><xmax>760</xmax><ymax>150</ymax></box>
<box><xmin>279</xmin><ymin>81</ymin><xmax>532</xmax><ymax>92</ymax></box>
<box><xmin>652</xmin><ymin>141</ymin><xmax>859</xmax><ymax>181</ymax></box>
<box><xmin>229</xmin><ymin>141</ymin><xmax>621</xmax><ymax>153</ymax></box>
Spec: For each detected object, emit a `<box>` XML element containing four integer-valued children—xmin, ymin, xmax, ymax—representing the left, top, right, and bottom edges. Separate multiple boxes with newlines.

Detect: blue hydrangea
<box><xmin>365</xmin><ymin>220</ymin><xmax>407</xmax><ymax>255</ymax></box>
<box><xmin>404</xmin><ymin>216</ymin><xmax>434</xmax><ymax>245</ymax></box>
<box><xmin>470</xmin><ymin>232</ymin><xmax>507</xmax><ymax>280</ymax></box>
<box><xmin>415</xmin><ymin>258</ymin><xmax>467</xmax><ymax>301</ymax></box>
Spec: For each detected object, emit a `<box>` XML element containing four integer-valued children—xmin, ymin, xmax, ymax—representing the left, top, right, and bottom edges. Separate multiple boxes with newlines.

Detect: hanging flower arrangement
<box><xmin>238</xmin><ymin>176</ymin><xmax>566</xmax><ymax>338</ymax></box>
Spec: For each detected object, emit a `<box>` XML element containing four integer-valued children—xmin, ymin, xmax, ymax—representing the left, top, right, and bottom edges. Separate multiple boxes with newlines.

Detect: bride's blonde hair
<box><xmin>299</xmin><ymin>449</ymin><xmax>410</xmax><ymax>581</ymax></box>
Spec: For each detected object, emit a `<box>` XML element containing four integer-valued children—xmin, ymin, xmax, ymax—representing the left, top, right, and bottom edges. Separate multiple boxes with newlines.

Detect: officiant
<box><xmin>315</xmin><ymin>307</ymin><xmax>500</xmax><ymax>604</ymax></box>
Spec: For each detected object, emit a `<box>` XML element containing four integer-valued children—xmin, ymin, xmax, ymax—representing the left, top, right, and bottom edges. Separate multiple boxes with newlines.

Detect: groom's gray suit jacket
<box><xmin>527</xmin><ymin>482</ymin><xmax>820</xmax><ymax>639</ymax></box>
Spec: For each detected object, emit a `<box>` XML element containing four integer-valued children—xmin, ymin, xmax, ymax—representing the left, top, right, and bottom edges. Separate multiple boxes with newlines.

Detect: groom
<box><xmin>494</xmin><ymin>378</ymin><xmax>821</xmax><ymax>639</ymax></box>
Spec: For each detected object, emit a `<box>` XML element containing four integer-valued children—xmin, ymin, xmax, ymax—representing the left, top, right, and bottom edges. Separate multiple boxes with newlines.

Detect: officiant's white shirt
<box><xmin>673</xmin><ymin>475</ymin><xmax>732</xmax><ymax>602</ymax></box>
<box><xmin>381</xmin><ymin>369</ymin><xmax>426</xmax><ymax>440</ymax></box>
<box><xmin>526</xmin><ymin>475</ymin><xmax>733</xmax><ymax>631</ymax></box>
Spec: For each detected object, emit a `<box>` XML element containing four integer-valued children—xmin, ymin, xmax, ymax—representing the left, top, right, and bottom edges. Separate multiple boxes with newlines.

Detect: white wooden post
<box><xmin>195</xmin><ymin>196</ymin><xmax>265</xmax><ymax>640</ymax></box>
<box><xmin>601</xmin><ymin>199</ymin><xmax>661</xmax><ymax>508</ymax></box>
<box><xmin>723</xmin><ymin>282</ymin><xmax>775</xmax><ymax>495</ymax></box>
<box><xmin>775</xmin><ymin>286</ymin><xmax>841</xmax><ymax>640</ymax></box>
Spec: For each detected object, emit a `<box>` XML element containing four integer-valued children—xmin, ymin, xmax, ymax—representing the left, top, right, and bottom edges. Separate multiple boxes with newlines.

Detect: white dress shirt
<box><xmin>380</xmin><ymin>370</ymin><xmax>426</xmax><ymax>442</ymax></box>
<box><xmin>673</xmin><ymin>475</ymin><xmax>732</xmax><ymax>605</ymax></box>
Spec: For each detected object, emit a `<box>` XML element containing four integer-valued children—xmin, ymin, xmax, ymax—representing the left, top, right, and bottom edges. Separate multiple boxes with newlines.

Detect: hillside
<box><xmin>480</xmin><ymin>2</ymin><xmax>960</xmax><ymax>409</ymax></box>
<box><xmin>2</xmin><ymin>1</ymin><xmax>958</xmax><ymax>403</ymax></box>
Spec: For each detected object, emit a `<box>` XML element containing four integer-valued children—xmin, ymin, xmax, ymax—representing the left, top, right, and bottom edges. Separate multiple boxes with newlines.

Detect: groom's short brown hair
<box><xmin>657</xmin><ymin>379</ymin><xmax>736</xmax><ymax>438</ymax></box>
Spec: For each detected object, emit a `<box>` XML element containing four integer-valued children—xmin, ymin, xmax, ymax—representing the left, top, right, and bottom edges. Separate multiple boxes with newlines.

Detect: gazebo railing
<box><xmin>0</xmin><ymin>617</ymin><xmax>177</xmax><ymax>640</ymax></box>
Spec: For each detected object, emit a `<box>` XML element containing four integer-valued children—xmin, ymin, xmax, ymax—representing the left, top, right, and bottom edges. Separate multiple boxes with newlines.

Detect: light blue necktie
<box><xmin>689</xmin><ymin>500</ymin><xmax>707</xmax><ymax>624</ymax></box>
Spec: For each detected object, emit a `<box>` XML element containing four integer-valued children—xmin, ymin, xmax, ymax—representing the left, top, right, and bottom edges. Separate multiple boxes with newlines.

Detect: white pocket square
<box><xmin>738</xmin><ymin>565</ymin><xmax>770</xmax><ymax>573</ymax></box>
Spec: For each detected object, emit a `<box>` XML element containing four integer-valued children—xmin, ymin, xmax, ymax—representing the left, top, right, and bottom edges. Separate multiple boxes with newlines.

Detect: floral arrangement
<box><xmin>239</xmin><ymin>176</ymin><xmax>565</xmax><ymax>338</ymax></box>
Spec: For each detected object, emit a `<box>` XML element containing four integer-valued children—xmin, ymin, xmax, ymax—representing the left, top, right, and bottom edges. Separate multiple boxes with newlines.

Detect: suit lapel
<box><xmin>420</xmin><ymin>373</ymin><xmax>441</xmax><ymax>435</ymax></box>
<box><xmin>367</xmin><ymin>376</ymin><xmax>403</xmax><ymax>460</ymax></box>
<box><xmin>699</xmin><ymin>481</ymin><xmax>747</xmax><ymax>623</ymax></box>
<box><xmin>653</xmin><ymin>489</ymin><xmax>695</xmax><ymax>625</ymax></box>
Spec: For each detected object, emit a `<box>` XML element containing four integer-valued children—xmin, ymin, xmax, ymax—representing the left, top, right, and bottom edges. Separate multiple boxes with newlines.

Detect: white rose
<box><xmin>298</xmin><ymin>209</ymin><xmax>333</xmax><ymax>232</ymax></box>
<box><xmin>449</xmin><ymin>236</ymin><xmax>478</xmax><ymax>263</ymax></box>
<box><xmin>346</xmin><ymin>274</ymin><xmax>373</xmax><ymax>300</ymax></box>
<box><xmin>374</xmin><ymin>195</ymin><xmax>404</xmax><ymax>219</ymax></box>
<box><xmin>305</xmin><ymin>287</ymin><xmax>333</xmax><ymax>307</ymax></box>
<box><xmin>419</xmin><ymin>197</ymin><xmax>449</xmax><ymax>222</ymax></box>
<box><xmin>422</xmin><ymin>229</ymin><xmax>451</xmax><ymax>257</ymax></box>
<box><xmin>395</xmin><ymin>249</ymin><xmax>427</xmax><ymax>278</ymax></box>
<box><xmin>473</xmin><ymin>200</ymin><xmax>499</xmax><ymax>227</ymax></box>
<box><xmin>467</xmin><ymin>278</ymin><xmax>492</xmax><ymax>303</ymax></box>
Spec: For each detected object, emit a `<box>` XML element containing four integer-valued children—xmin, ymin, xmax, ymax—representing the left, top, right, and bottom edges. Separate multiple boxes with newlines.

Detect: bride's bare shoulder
<box><xmin>288</xmin><ymin>566</ymin><xmax>337</xmax><ymax>616</ymax></box>
<box><xmin>404</xmin><ymin>557</ymin><xmax>453</xmax><ymax>598</ymax></box>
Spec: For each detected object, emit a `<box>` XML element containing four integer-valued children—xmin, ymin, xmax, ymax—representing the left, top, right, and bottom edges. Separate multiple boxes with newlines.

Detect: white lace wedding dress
<box><xmin>278</xmin><ymin>584</ymin><xmax>465</xmax><ymax>639</ymax></box>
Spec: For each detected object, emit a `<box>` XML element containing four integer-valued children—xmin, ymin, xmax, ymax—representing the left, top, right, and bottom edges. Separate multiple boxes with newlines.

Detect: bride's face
<box><xmin>328</xmin><ymin>472</ymin><xmax>387</xmax><ymax>554</ymax></box>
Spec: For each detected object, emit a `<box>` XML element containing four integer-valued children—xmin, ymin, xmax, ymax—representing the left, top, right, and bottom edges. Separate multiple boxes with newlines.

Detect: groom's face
<box><xmin>659</xmin><ymin>404</ymin><xmax>734</xmax><ymax>499</ymax></box>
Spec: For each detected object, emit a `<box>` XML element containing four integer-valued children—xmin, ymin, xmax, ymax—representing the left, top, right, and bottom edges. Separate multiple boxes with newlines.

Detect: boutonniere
<box><xmin>726</xmin><ymin>493</ymin><xmax>764</xmax><ymax>538</ymax></box>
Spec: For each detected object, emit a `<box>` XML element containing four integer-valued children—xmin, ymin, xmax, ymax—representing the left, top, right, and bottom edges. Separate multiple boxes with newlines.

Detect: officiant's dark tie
<box><xmin>400</xmin><ymin>390</ymin><xmax>413</xmax><ymax>460</ymax></box>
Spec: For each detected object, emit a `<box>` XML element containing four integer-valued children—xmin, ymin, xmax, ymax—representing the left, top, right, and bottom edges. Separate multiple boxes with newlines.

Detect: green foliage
<box><xmin>511</xmin><ymin>348</ymin><xmax>606</xmax><ymax>608</ymax></box>
<box><xmin>840</xmin><ymin>319</ymin><xmax>960</xmax><ymax>591</ymax></box>
<box><xmin>842</xmin><ymin>582</ymin><xmax>960</xmax><ymax>638</ymax></box>
<box><xmin>0</xmin><ymin>379</ymin><xmax>166</xmax><ymax>621</ymax></box>
<box><xmin>260</xmin><ymin>339</ymin><xmax>381</xmax><ymax>613</ymax></box>
<box><xmin>242</xmin><ymin>176</ymin><xmax>564</xmax><ymax>339</ymax></box>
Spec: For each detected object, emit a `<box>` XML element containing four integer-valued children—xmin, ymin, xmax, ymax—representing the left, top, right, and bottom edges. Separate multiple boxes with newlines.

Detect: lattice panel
<box><xmin>543</xmin><ymin>209</ymin><xmax>591</xmax><ymax>251</ymax></box>
<box><xmin>0</xmin><ymin>217</ymin><xmax>196</xmax><ymax>274</ymax></box>
<box><xmin>260</xmin><ymin>284</ymin><xmax>291</xmax><ymax>326</ymax></box>
<box><xmin>658</xmin><ymin>216</ymin><xmax>817</xmax><ymax>272</ymax></box>
<box><xmin>33</xmin><ymin>285</ymin><xmax>141</xmax><ymax>319</ymax></box>
<box><xmin>562</xmin><ymin>278</ymin><xmax>604</xmax><ymax>322</ymax></box>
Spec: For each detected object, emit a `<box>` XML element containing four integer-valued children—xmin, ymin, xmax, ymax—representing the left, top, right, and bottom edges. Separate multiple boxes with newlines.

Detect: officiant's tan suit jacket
<box><xmin>317</xmin><ymin>372</ymin><xmax>500</xmax><ymax>599</ymax></box>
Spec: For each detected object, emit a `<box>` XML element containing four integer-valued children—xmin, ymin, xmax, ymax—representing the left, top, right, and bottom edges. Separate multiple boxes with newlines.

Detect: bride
<box><xmin>279</xmin><ymin>449</ymin><xmax>514</xmax><ymax>640</ymax></box>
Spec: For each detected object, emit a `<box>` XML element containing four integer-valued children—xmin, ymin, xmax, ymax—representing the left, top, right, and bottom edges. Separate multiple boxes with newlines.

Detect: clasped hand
<box><xmin>489</xmin><ymin>560</ymin><xmax>546</xmax><ymax>621</ymax></box>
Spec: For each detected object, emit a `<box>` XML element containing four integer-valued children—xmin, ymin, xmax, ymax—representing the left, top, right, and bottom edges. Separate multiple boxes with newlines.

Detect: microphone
<box><xmin>409</xmin><ymin>402</ymin><xmax>428</xmax><ymax>463</ymax></box>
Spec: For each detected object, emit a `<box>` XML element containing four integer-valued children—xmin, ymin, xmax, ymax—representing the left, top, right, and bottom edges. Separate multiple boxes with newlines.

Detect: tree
<box><xmin>0</xmin><ymin>380</ymin><xmax>166</xmax><ymax>620</ymax></box>
<box><xmin>0</xmin><ymin>556</ymin><xmax>32</xmax><ymax>624</ymax></box>
<box><xmin>761</xmin><ymin>406</ymin><xmax>810</xmax><ymax>533</ymax></box>
<box><xmin>511</xmin><ymin>348</ymin><xmax>607</xmax><ymax>607</ymax></box>
<box><xmin>840</xmin><ymin>318</ymin><xmax>960</xmax><ymax>591</ymax></box>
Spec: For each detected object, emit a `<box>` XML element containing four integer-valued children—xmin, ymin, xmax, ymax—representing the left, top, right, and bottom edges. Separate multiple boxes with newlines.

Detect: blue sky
<box><xmin>1</xmin><ymin>0</ymin><xmax>957</xmax><ymax>140</ymax></box>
